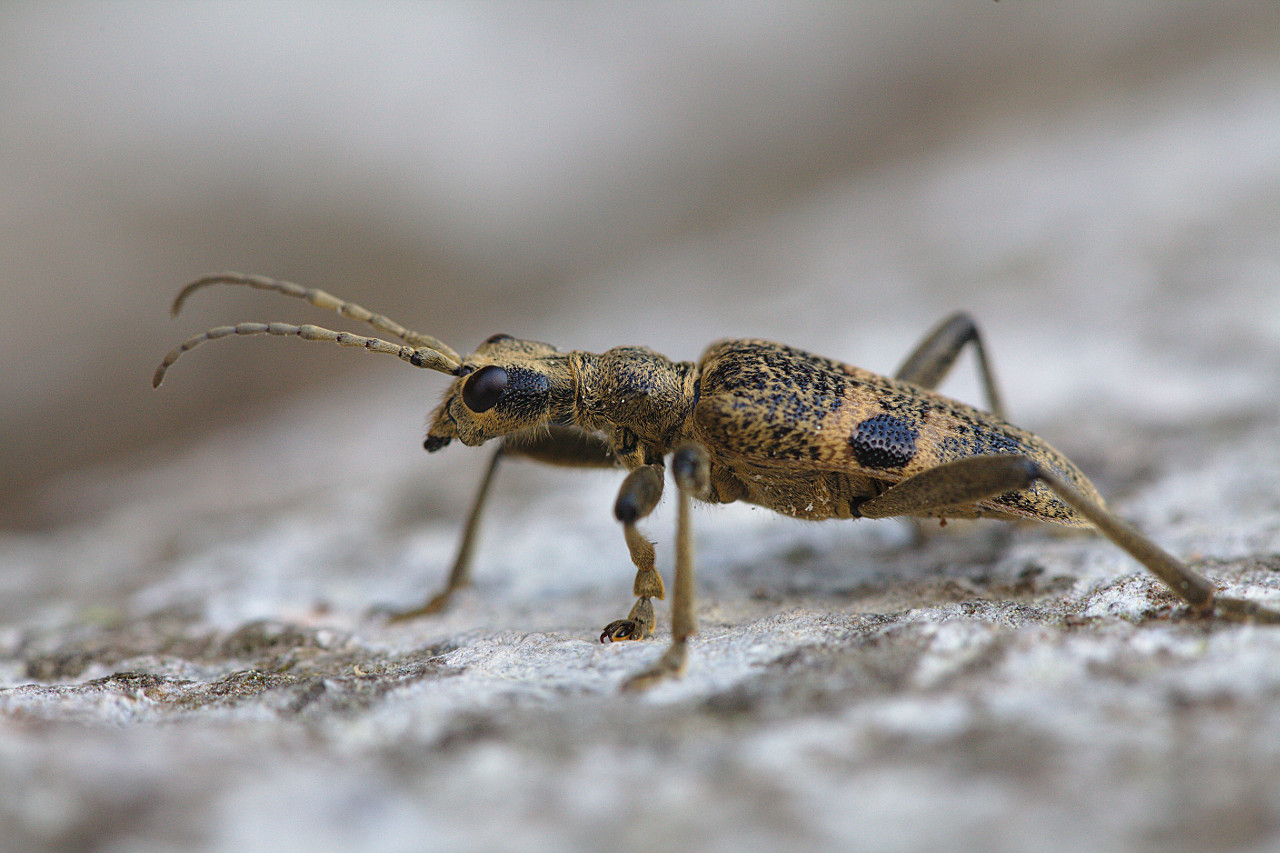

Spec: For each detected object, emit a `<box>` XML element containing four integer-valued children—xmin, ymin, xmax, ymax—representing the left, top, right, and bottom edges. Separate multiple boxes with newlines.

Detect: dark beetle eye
<box><xmin>461</xmin><ymin>365</ymin><xmax>508</xmax><ymax>413</ymax></box>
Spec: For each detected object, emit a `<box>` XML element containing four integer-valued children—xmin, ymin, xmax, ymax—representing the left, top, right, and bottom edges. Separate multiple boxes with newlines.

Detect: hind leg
<box><xmin>858</xmin><ymin>454</ymin><xmax>1280</xmax><ymax>622</ymax></box>
<box><xmin>895</xmin><ymin>312</ymin><xmax>1005</xmax><ymax>418</ymax></box>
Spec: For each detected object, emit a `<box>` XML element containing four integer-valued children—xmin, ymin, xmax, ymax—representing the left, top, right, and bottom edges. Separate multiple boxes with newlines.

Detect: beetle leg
<box><xmin>623</xmin><ymin>442</ymin><xmax>710</xmax><ymax>690</ymax></box>
<box><xmin>894</xmin><ymin>312</ymin><xmax>1006</xmax><ymax>419</ymax></box>
<box><xmin>387</xmin><ymin>427</ymin><xmax>618</xmax><ymax>623</ymax></box>
<box><xmin>858</xmin><ymin>454</ymin><xmax>1280</xmax><ymax>622</ymax></box>
<box><xmin>601</xmin><ymin>464</ymin><xmax>666</xmax><ymax>642</ymax></box>
<box><xmin>386</xmin><ymin>445</ymin><xmax>505</xmax><ymax>622</ymax></box>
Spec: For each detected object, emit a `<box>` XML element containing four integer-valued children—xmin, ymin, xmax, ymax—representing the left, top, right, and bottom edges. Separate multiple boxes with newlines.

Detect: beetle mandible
<box><xmin>154</xmin><ymin>272</ymin><xmax>1280</xmax><ymax>690</ymax></box>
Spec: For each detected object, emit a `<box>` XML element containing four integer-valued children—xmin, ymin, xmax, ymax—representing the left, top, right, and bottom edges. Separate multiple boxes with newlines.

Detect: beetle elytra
<box><xmin>155</xmin><ymin>272</ymin><xmax>1280</xmax><ymax>689</ymax></box>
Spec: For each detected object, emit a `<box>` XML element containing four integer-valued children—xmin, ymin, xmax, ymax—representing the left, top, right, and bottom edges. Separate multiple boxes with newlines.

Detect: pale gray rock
<box><xmin>3</xmin><ymin>5</ymin><xmax>1279</xmax><ymax>853</ymax></box>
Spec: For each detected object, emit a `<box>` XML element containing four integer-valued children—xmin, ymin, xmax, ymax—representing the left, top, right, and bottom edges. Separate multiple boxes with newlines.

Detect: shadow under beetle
<box><xmin>154</xmin><ymin>272</ymin><xmax>1280</xmax><ymax>690</ymax></box>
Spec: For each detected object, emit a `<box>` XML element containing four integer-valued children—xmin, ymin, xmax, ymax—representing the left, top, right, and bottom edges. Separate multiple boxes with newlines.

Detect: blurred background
<box><xmin>2</xmin><ymin>2</ymin><xmax>1279</xmax><ymax>531</ymax></box>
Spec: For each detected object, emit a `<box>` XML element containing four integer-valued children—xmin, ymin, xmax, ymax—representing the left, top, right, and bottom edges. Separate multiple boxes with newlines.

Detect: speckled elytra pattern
<box><xmin>688</xmin><ymin>339</ymin><xmax>1099</xmax><ymax>524</ymax></box>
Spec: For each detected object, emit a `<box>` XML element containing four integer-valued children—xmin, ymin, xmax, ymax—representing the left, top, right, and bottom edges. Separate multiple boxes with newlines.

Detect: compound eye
<box><xmin>461</xmin><ymin>365</ymin><xmax>508</xmax><ymax>413</ymax></box>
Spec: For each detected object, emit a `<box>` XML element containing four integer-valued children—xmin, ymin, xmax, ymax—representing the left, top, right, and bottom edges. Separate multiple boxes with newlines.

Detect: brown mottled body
<box><xmin>426</xmin><ymin>337</ymin><xmax>1095</xmax><ymax>526</ymax></box>
<box><xmin>688</xmin><ymin>340</ymin><xmax>1098</xmax><ymax>525</ymax></box>
<box><xmin>155</xmin><ymin>273</ymin><xmax>1280</xmax><ymax>690</ymax></box>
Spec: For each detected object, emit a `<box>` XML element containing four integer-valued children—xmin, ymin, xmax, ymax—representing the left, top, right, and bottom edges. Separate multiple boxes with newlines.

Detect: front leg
<box><xmin>621</xmin><ymin>442</ymin><xmax>710</xmax><ymax>690</ymax></box>
<box><xmin>386</xmin><ymin>426</ymin><xmax>617</xmax><ymax>623</ymax></box>
<box><xmin>600</xmin><ymin>464</ymin><xmax>666</xmax><ymax>642</ymax></box>
<box><xmin>386</xmin><ymin>445</ymin><xmax>504</xmax><ymax>622</ymax></box>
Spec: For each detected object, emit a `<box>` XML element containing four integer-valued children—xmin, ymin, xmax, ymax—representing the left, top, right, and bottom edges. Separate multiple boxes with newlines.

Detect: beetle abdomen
<box><xmin>693</xmin><ymin>339</ymin><xmax>1101</xmax><ymax>526</ymax></box>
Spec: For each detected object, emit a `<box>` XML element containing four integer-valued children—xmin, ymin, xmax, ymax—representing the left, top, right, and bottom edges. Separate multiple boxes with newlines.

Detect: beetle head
<box><xmin>424</xmin><ymin>334</ymin><xmax>573</xmax><ymax>452</ymax></box>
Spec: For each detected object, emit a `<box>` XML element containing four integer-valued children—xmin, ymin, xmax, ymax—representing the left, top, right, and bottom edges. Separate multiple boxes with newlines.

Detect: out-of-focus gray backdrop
<box><xmin>5</xmin><ymin>2</ymin><xmax>1275</xmax><ymax>527</ymax></box>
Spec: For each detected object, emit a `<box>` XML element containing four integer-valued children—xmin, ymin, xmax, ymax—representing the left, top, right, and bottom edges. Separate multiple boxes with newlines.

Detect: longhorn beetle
<box><xmin>155</xmin><ymin>272</ymin><xmax>1280</xmax><ymax>690</ymax></box>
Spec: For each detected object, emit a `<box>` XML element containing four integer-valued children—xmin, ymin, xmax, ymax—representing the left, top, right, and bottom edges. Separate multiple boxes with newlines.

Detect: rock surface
<box><xmin>3</xmin><ymin>6</ymin><xmax>1280</xmax><ymax>853</ymax></box>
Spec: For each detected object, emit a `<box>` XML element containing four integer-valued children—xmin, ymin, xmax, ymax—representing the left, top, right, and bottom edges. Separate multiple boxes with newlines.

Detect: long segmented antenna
<box><xmin>153</xmin><ymin>272</ymin><xmax>464</xmax><ymax>387</ymax></box>
<box><xmin>171</xmin><ymin>272</ymin><xmax>462</xmax><ymax>360</ymax></box>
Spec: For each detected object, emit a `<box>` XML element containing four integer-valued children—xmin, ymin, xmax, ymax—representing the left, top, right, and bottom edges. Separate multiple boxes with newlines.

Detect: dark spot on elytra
<box><xmin>850</xmin><ymin>413</ymin><xmax>918</xmax><ymax>469</ymax></box>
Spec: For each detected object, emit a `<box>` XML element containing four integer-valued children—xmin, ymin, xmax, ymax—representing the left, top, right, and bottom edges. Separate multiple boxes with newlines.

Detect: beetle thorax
<box><xmin>571</xmin><ymin>347</ymin><xmax>697</xmax><ymax>453</ymax></box>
